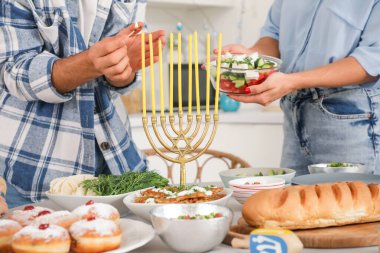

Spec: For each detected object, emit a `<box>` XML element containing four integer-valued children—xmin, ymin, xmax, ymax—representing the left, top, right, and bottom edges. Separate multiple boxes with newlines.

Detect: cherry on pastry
<box><xmin>86</xmin><ymin>200</ymin><xmax>94</xmax><ymax>206</ymax></box>
<box><xmin>87</xmin><ymin>216</ymin><xmax>96</xmax><ymax>221</ymax></box>
<box><xmin>37</xmin><ymin>210</ymin><xmax>52</xmax><ymax>217</ymax></box>
<box><xmin>39</xmin><ymin>224</ymin><xmax>49</xmax><ymax>230</ymax></box>
<box><xmin>23</xmin><ymin>205</ymin><xmax>35</xmax><ymax>211</ymax></box>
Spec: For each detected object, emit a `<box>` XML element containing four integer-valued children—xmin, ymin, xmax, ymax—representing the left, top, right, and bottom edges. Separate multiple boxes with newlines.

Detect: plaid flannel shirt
<box><xmin>0</xmin><ymin>0</ymin><xmax>148</xmax><ymax>201</ymax></box>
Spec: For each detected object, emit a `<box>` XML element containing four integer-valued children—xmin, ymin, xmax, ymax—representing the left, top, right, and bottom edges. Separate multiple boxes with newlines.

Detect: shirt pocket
<box><xmin>25</xmin><ymin>1</ymin><xmax>68</xmax><ymax>54</ymax></box>
<box><xmin>113</xmin><ymin>0</ymin><xmax>137</xmax><ymax>23</ymax></box>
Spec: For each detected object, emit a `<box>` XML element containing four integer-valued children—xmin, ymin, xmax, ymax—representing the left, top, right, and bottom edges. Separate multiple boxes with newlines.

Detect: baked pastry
<box><xmin>12</xmin><ymin>223</ymin><xmax>70</xmax><ymax>253</ymax></box>
<box><xmin>32</xmin><ymin>211</ymin><xmax>79</xmax><ymax>229</ymax></box>
<box><xmin>9</xmin><ymin>206</ymin><xmax>54</xmax><ymax>226</ymax></box>
<box><xmin>69</xmin><ymin>217</ymin><xmax>121</xmax><ymax>253</ymax></box>
<box><xmin>72</xmin><ymin>200</ymin><xmax>120</xmax><ymax>223</ymax></box>
<box><xmin>243</xmin><ymin>181</ymin><xmax>380</xmax><ymax>230</ymax></box>
<box><xmin>0</xmin><ymin>219</ymin><xmax>22</xmax><ymax>253</ymax></box>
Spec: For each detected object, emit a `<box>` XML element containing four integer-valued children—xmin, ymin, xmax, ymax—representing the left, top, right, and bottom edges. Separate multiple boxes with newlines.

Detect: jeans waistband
<box><xmin>286</xmin><ymin>87</ymin><xmax>380</xmax><ymax>102</ymax></box>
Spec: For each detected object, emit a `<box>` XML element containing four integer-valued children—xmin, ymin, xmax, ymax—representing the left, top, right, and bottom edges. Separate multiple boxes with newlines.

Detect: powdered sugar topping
<box><xmin>69</xmin><ymin>218</ymin><xmax>119</xmax><ymax>237</ymax></box>
<box><xmin>0</xmin><ymin>219</ymin><xmax>22</xmax><ymax>232</ymax></box>
<box><xmin>10</xmin><ymin>206</ymin><xmax>54</xmax><ymax>226</ymax></box>
<box><xmin>14</xmin><ymin>224</ymin><xmax>69</xmax><ymax>241</ymax></box>
<box><xmin>32</xmin><ymin>211</ymin><xmax>78</xmax><ymax>225</ymax></box>
<box><xmin>72</xmin><ymin>203</ymin><xmax>119</xmax><ymax>219</ymax></box>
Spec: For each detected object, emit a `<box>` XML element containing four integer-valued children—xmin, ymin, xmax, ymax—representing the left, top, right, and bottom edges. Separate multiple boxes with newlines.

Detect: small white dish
<box><xmin>219</xmin><ymin>168</ymin><xmax>295</xmax><ymax>187</ymax></box>
<box><xmin>123</xmin><ymin>188</ymin><xmax>233</xmax><ymax>221</ymax></box>
<box><xmin>46</xmin><ymin>191</ymin><xmax>131</xmax><ymax>215</ymax></box>
<box><xmin>229</xmin><ymin>177</ymin><xmax>285</xmax><ymax>189</ymax></box>
<box><xmin>229</xmin><ymin>177</ymin><xmax>285</xmax><ymax>205</ymax></box>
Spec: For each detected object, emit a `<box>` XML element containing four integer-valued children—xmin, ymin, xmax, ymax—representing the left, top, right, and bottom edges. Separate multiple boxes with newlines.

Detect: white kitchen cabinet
<box><xmin>130</xmin><ymin>107</ymin><xmax>284</xmax><ymax>183</ymax></box>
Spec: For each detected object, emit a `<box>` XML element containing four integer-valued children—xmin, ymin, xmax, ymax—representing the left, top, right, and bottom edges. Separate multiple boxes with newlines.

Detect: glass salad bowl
<box><xmin>210</xmin><ymin>53</ymin><xmax>282</xmax><ymax>95</ymax></box>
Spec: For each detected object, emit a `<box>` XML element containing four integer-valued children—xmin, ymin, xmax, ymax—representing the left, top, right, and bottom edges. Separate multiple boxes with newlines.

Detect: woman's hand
<box><xmin>228</xmin><ymin>72</ymin><xmax>298</xmax><ymax>106</ymax></box>
<box><xmin>213</xmin><ymin>44</ymin><xmax>252</xmax><ymax>55</ymax></box>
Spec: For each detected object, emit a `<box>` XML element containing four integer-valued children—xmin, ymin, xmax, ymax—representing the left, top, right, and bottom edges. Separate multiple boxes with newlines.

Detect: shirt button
<box><xmin>100</xmin><ymin>142</ymin><xmax>110</xmax><ymax>150</ymax></box>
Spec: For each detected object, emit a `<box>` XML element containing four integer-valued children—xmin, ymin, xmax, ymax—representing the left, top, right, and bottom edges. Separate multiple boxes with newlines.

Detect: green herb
<box><xmin>328</xmin><ymin>162</ymin><xmax>353</xmax><ymax>167</ymax></box>
<box><xmin>81</xmin><ymin>171</ymin><xmax>169</xmax><ymax>196</ymax></box>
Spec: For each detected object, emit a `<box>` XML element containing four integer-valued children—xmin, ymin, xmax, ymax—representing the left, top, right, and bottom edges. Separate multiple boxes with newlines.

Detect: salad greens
<box><xmin>236</xmin><ymin>169</ymin><xmax>287</xmax><ymax>177</ymax></box>
<box><xmin>177</xmin><ymin>212</ymin><xmax>223</xmax><ymax>220</ymax></box>
<box><xmin>81</xmin><ymin>171</ymin><xmax>169</xmax><ymax>196</ymax></box>
<box><xmin>221</xmin><ymin>54</ymin><xmax>275</xmax><ymax>70</ymax></box>
<box><xmin>328</xmin><ymin>162</ymin><xmax>353</xmax><ymax>167</ymax></box>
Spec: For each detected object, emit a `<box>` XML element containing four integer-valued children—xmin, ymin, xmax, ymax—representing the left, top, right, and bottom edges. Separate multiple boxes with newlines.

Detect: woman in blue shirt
<box><xmin>225</xmin><ymin>0</ymin><xmax>380</xmax><ymax>175</ymax></box>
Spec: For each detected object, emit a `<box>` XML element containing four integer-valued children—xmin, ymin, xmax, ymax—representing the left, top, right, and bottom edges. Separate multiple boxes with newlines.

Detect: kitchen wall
<box><xmin>146</xmin><ymin>0</ymin><xmax>274</xmax><ymax>54</ymax></box>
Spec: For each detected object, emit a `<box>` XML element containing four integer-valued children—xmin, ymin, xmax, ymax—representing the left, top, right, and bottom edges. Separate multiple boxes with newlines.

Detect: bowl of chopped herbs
<box><xmin>46</xmin><ymin>171</ymin><xmax>169</xmax><ymax>213</ymax></box>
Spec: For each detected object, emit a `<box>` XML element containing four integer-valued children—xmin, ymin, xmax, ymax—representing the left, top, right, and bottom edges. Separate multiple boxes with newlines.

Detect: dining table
<box><xmin>21</xmin><ymin>195</ymin><xmax>377</xmax><ymax>253</ymax></box>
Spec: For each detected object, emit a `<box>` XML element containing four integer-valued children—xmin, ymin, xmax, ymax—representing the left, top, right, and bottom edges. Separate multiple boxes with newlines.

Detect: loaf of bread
<box><xmin>242</xmin><ymin>181</ymin><xmax>380</xmax><ymax>230</ymax></box>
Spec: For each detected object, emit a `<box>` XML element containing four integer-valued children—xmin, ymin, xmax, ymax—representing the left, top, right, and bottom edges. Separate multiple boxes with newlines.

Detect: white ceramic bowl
<box><xmin>150</xmin><ymin>204</ymin><xmax>233</xmax><ymax>253</ymax></box>
<box><xmin>46</xmin><ymin>192</ymin><xmax>131</xmax><ymax>215</ymax></box>
<box><xmin>123</xmin><ymin>188</ymin><xmax>233</xmax><ymax>221</ymax></box>
<box><xmin>308</xmin><ymin>163</ymin><xmax>367</xmax><ymax>174</ymax></box>
<box><xmin>229</xmin><ymin>177</ymin><xmax>285</xmax><ymax>204</ymax></box>
<box><xmin>219</xmin><ymin>168</ymin><xmax>295</xmax><ymax>188</ymax></box>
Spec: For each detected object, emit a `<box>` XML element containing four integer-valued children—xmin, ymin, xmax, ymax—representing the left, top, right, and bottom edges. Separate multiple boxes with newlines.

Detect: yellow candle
<box><xmin>169</xmin><ymin>33</ymin><xmax>174</xmax><ymax>116</ymax></box>
<box><xmin>206</xmin><ymin>33</ymin><xmax>211</xmax><ymax>116</ymax></box>
<box><xmin>149</xmin><ymin>33</ymin><xmax>156</xmax><ymax>117</ymax></box>
<box><xmin>214</xmin><ymin>33</ymin><xmax>223</xmax><ymax>115</ymax></box>
<box><xmin>158</xmin><ymin>39</ymin><xmax>164</xmax><ymax>117</ymax></box>
<box><xmin>141</xmin><ymin>32</ymin><xmax>146</xmax><ymax>117</ymax></box>
<box><xmin>194</xmin><ymin>32</ymin><xmax>200</xmax><ymax>116</ymax></box>
<box><xmin>178</xmin><ymin>33</ymin><xmax>182</xmax><ymax>113</ymax></box>
<box><xmin>188</xmin><ymin>34</ymin><xmax>193</xmax><ymax>116</ymax></box>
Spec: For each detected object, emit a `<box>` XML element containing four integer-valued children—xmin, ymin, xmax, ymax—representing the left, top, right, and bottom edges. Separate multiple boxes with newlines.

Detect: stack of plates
<box><xmin>229</xmin><ymin>177</ymin><xmax>285</xmax><ymax>204</ymax></box>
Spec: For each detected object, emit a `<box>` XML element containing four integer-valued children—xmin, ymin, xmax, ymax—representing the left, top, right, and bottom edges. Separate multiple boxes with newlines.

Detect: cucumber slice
<box><xmin>255</xmin><ymin>57</ymin><xmax>265</xmax><ymax>68</ymax></box>
<box><xmin>234</xmin><ymin>79</ymin><xmax>246</xmax><ymax>88</ymax></box>
<box><xmin>211</xmin><ymin>68</ymin><xmax>217</xmax><ymax>78</ymax></box>
<box><xmin>261</xmin><ymin>63</ymin><xmax>273</xmax><ymax>69</ymax></box>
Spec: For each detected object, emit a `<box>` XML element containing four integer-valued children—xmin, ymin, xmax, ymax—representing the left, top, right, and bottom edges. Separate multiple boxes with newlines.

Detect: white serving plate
<box><xmin>46</xmin><ymin>191</ymin><xmax>131</xmax><ymax>215</ymax></box>
<box><xmin>123</xmin><ymin>188</ymin><xmax>233</xmax><ymax>221</ymax></box>
<box><xmin>104</xmin><ymin>219</ymin><xmax>154</xmax><ymax>253</ymax></box>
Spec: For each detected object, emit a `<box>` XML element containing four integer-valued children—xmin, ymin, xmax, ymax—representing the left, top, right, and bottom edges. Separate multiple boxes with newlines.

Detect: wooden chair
<box><xmin>143</xmin><ymin>148</ymin><xmax>251</xmax><ymax>184</ymax></box>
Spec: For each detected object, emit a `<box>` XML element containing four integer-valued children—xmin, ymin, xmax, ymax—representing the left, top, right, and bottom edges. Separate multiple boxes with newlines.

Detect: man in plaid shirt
<box><xmin>0</xmin><ymin>0</ymin><xmax>165</xmax><ymax>208</ymax></box>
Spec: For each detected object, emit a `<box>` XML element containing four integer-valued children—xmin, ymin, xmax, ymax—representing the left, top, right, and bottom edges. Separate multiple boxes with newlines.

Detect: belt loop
<box><xmin>310</xmin><ymin>88</ymin><xmax>319</xmax><ymax>100</ymax></box>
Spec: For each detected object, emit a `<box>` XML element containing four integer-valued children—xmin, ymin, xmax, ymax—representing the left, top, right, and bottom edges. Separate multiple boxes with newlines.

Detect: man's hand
<box><xmin>229</xmin><ymin>72</ymin><xmax>297</xmax><ymax>106</ymax></box>
<box><xmin>52</xmin><ymin>23</ymin><xmax>166</xmax><ymax>93</ymax></box>
<box><xmin>125</xmin><ymin>26</ymin><xmax>166</xmax><ymax>73</ymax></box>
<box><xmin>88</xmin><ymin>24</ymin><xmax>137</xmax><ymax>87</ymax></box>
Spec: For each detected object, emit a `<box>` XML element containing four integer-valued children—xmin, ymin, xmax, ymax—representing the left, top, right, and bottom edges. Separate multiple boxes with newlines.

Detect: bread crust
<box><xmin>242</xmin><ymin>181</ymin><xmax>380</xmax><ymax>230</ymax></box>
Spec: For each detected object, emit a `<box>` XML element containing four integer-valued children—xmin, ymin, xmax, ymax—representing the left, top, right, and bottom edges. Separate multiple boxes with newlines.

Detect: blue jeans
<box><xmin>6</xmin><ymin>183</ymin><xmax>33</xmax><ymax>209</ymax></box>
<box><xmin>280</xmin><ymin>87</ymin><xmax>380</xmax><ymax>176</ymax></box>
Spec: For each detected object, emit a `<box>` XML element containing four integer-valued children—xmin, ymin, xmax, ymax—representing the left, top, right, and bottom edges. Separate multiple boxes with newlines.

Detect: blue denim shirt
<box><xmin>0</xmin><ymin>0</ymin><xmax>148</xmax><ymax>201</ymax></box>
<box><xmin>261</xmin><ymin>0</ymin><xmax>380</xmax><ymax>88</ymax></box>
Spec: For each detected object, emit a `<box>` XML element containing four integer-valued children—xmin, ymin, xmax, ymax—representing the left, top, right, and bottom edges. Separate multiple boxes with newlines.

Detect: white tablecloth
<box><xmin>28</xmin><ymin>198</ymin><xmax>378</xmax><ymax>253</ymax></box>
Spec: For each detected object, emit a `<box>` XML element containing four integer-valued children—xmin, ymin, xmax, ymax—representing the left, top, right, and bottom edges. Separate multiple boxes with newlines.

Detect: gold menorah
<box><xmin>140</xmin><ymin>31</ymin><xmax>222</xmax><ymax>186</ymax></box>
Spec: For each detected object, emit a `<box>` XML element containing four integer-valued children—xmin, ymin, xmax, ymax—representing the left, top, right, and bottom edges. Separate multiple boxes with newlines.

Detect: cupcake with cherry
<box><xmin>72</xmin><ymin>200</ymin><xmax>120</xmax><ymax>224</ymax></box>
<box><xmin>32</xmin><ymin>210</ymin><xmax>80</xmax><ymax>229</ymax></box>
<box><xmin>69</xmin><ymin>216</ymin><xmax>122</xmax><ymax>253</ymax></box>
<box><xmin>0</xmin><ymin>219</ymin><xmax>22</xmax><ymax>253</ymax></box>
<box><xmin>9</xmin><ymin>205</ymin><xmax>54</xmax><ymax>226</ymax></box>
<box><xmin>12</xmin><ymin>223</ymin><xmax>71</xmax><ymax>253</ymax></box>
